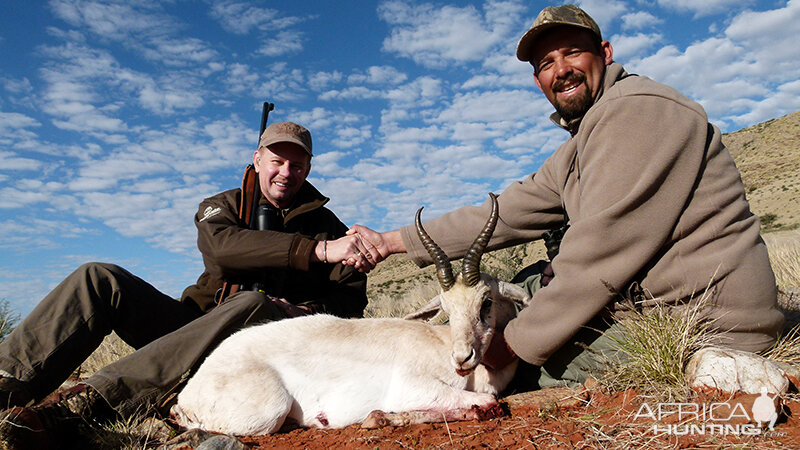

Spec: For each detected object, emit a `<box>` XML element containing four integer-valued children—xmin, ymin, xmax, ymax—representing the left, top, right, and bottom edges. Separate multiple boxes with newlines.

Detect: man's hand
<box><xmin>541</xmin><ymin>262</ymin><xmax>554</xmax><ymax>287</ymax></box>
<box><xmin>269</xmin><ymin>296</ymin><xmax>312</xmax><ymax>318</ymax></box>
<box><xmin>481</xmin><ymin>329</ymin><xmax>517</xmax><ymax>372</ymax></box>
<box><xmin>313</xmin><ymin>233</ymin><xmax>381</xmax><ymax>273</ymax></box>
<box><xmin>346</xmin><ymin>226</ymin><xmax>405</xmax><ymax>267</ymax></box>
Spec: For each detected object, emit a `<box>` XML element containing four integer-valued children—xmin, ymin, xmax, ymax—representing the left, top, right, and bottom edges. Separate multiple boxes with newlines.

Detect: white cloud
<box><xmin>385</xmin><ymin>76</ymin><xmax>444</xmax><ymax>107</ymax></box>
<box><xmin>256</xmin><ymin>63</ymin><xmax>307</xmax><ymax>102</ymax></box>
<box><xmin>144</xmin><ymin>37</ymin><xmax>219</xmax><ymax>66</ymax></box>
<box><xmin>310</xmin><ymin>150</ymin><xmax>348</xmax><ymax>176</ymax></box>
<box><xmin>222</xmin><ymin>63</ymin><xmax>260</xmax><ymax>94</ymax></box>
<box><xmin>656</xmin><ymin>0</ymin><xmax>757</xmax><ymax>17</ymax></box>
<box><xmin>433</xmin><ymin>89</ymin><xmax>543</xmax><ymax>125</ymax></box>
<box><xmin>609</xmin><ymin>32</ymin><xmax>663</xmax><ymax>60</ymax></box>
<box><xmin>1</xmin><ymin>77</ymin><xmax>34</xmax><ymax>96</ymax></box>
<box><xmin>137</xmin><ymin>76</ymin><xmax>205</xmax><ymax>114</ymax></box>
<box><xmin>48</xmin><ymin>0</ymin><xmax>218</xmax><ymax>67</ymax></box>
<box><xmin>626</xmin><ymin>1</ymin><xmax>800</xmax><ymax>130</ymax></box>
<box><xmin>725</xmin><ymin>0</ymin><xmax>800</xmax><ymax>66</ymax></box>
<box><xmin>331</xmin><ymin>125</ymin><xmax>373</xmax><ymax>149</ymax></box>
<box><xmin>209</xmin><ymin>1</ymin><xmax>301</xmax><ymax>35</ymax></box>
<box><xmin>0</xmin><ymin>151</ymin><xmax>43</xmax><ymax>171</ymax></box>
<box><xmin>384</xmin><ymin>125</ymin><xmax>445</xmax><ymax>143</ymax></box>
<box><xmin>257</xmin><ymin>30</ymin><xmax>304</xmax><ymax>57</ymax></box>
<box><xmin>576</xmin><ymin>0</ymin><xmax>628</xmax><ymax>33</ymax></box>
<box><xmin>318</xmin><ymin>86</ymin><xmax>383</xmax><ymax>101</ymax></box>
<box><xmin>49</xmin><ymin>0</ymin><xmax>172</xmax><ymax>40</ymax></box>
<box><xmin>347</xmin><ymin>66</ymin><xmax>408</xmax><ymax>85</ymax></box>
<box><xmin>378</xmin><ymin>0</ymin><xmax>521</xmax><ymax>68</ymax></box>
<box><xmin>620</xmin><ymin>11</ymin><xmax>662</xmax><ymax>30</ymax></box>
<box><xmin>0</xmin><ymin>186</ymin><xmax>56</xmax><ymax>209</ymax></box>
<box><xmin>307</xmin><ymin>71</ymin><xmax>344</xmax><ymax>92</ymax></box>
<box><xmin>0</xmin><ymin>111</ymin><xmax>41</xmax><ymax>138</ymax></box>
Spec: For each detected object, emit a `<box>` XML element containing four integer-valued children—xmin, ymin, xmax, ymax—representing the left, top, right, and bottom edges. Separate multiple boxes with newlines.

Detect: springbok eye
<box><xmin>480</xmin><ymin>297</ymin><xmax>493</xmax><ymax>318</ymax></box>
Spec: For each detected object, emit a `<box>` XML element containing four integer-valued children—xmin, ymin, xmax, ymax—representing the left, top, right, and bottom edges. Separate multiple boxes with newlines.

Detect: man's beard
<box><xmin>552</xmin><ymin>74</ymin><xmax>595</xmax><ymax>122</ymax></box>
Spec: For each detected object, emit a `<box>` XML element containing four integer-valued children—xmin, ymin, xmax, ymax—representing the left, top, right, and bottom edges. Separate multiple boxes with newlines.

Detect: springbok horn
<box><xmin>462</xmin><ymin>193</ymin><xmax>499</xmax><ymax>287</ymax></box>
<box><xmin>416</xmin><ymin>206</ymin><xmax>455</xmax><ymax>291</ymax></box>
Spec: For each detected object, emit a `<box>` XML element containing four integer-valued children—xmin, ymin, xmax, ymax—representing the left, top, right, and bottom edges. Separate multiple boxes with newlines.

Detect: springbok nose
<box><xmin>455</xmin><ymin>348</ymin><xmax>475</xmax><ymax>367</ymax></box>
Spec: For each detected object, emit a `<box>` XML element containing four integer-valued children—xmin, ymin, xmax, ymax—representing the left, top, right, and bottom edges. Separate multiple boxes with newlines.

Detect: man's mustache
<box><xmin>552</xmin><ymin>73</ymin><xmax>586</xmax><ymax>91</ymax></box>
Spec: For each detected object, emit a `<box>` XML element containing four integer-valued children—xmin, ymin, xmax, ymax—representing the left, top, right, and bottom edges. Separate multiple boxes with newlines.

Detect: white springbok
<box><xmin>171</xmin><ymin>193</ymin><xmax>530</xmax><ymax>435</ymax></box>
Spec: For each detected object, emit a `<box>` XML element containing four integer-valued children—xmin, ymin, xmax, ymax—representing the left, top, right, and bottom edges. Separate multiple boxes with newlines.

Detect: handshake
<box><xmin>314</xmin><ymin>225</ymin><xmax>404</xmax><ymax>273</ymax></box>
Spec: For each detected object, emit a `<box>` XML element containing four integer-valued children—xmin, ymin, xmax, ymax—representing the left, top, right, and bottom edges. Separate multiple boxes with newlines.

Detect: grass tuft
<box><xmin>599</xmin><ymin>290</ymin><xmax>716</xmax><ymax>403</ymax></box>
<box><xmin>763</xmin><ymin>231</ymin><xmax>800</xmax><ymax>288</ymax></box>
<box><xmin>765</xmin><ymin>323</ymin><xmax>800</xmax><ymax>366</ymax></box>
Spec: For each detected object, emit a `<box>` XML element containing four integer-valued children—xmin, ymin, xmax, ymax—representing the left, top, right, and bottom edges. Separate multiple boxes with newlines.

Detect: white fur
<box><xmin>171</xmin><ymin>273</ymin><xmax>530</xmax><ymax>436</ymax></box>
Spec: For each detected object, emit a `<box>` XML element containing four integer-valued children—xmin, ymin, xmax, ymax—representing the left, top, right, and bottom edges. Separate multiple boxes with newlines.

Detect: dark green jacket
<box><xmin>181</xmin><ymin>182</ymin><xmax>367</xmax><ymax>318</ymax></box>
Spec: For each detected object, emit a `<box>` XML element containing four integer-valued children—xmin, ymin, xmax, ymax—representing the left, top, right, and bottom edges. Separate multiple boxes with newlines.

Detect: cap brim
<box><xmin>260</xmin><ymin>136</ymin><xmax>313</xmax><ymax>156</ymax></box>
<box><xmin>516</xmin><ymin>22</ymin><xmax>596</xmax><ymax>62</ymax></box>
<box><xmin>517</xmin><ymin>23</ymin><xmax>555</xmax><ymax>62</ymax></box>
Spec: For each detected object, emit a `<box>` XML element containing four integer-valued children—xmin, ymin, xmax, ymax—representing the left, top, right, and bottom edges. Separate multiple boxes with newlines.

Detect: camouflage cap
<box><xmin>516</xmin><ymin>4</ymin><xmax>602</xmax><ymax>62</ymax></box>
<box><xmin>258</xmin><ymin>121</ymin><xmax>313</xmax><ymax>156</ymax></box>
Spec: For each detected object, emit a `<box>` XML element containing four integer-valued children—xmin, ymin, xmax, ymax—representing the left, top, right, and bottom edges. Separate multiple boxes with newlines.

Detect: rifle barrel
<box><xmin>259</xmin><ymin>101</ymin><xmax>275</xmax><ymax>142</ymax></box>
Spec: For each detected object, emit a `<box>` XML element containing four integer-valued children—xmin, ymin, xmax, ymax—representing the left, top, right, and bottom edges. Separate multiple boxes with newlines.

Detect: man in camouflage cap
<box><xmin>0</xmin><ymin>121</ymin><xmax>377</xmax><ymax>446</ymax></box>
<box><xmin>349</xmin><ymin>4</ymin><xmax>782</xmax><ymax>391</ymax></box>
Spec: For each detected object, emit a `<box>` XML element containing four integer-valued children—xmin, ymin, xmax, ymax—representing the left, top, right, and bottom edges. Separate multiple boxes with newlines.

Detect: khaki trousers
<box><xmin>507</xmin><ymin>261</ymin><xmax>625</xmax><ymax>392</ymax></box>
<box><xmin>0</xmin><ymin>262</ymin><xmax>284</xmax><ymax>417</ymax></box>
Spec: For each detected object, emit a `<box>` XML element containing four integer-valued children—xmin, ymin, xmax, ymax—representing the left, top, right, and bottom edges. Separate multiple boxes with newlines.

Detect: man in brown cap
<box><xmin>350</xmin><ymin>4</ymin><xmax>782</xmax><ymax>390</ymax></box>
<box><xmin>0</xmin><ymin>121</ymin><xmax>375</xmax><ymax>445</ymax></box>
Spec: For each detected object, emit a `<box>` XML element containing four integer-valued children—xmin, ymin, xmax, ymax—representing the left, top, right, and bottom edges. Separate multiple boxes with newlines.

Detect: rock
<box><xmin>685</xmin><ymin>346</ymin><xmax>790</xmax><ymax>395</ymax></box>
<box><xmin>583</xmin><ymin>376</ymin><xmax>601</xmax><ymax>391</ymax></box>
<box><xmin>158</xmin><ymin>429</ymin><xmax>245</xmax><ymax>450</ymax></box>
<box><xmin>158</xmin><ymin>428</ymin><xmax>215</xmax><ymax>450</ymax></box>
<box><xmin>132</xmin><ymin>417</ymin><xmax>176</xmax><ymax>443</ymax></box>
<box><xmin>196</xmin><ymin>435</ymin><xmax>245</xmax><ymax>450</ymax></box>
<box><xmin>502</xmin><ymin>386</ymin><xmax>588</xmax><ymax>410</ymax></box>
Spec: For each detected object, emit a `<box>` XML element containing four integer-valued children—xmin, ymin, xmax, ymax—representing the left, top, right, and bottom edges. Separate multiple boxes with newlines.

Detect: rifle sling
<box><xmin>218</xmin><ymin>164</ymin><xmax>259</xmax><ymax>304</ymax></box>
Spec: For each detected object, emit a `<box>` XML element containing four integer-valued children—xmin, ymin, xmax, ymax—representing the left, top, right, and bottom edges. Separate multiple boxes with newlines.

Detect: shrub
<box><xmin>0</xmin><ymin>299</ymin><xmax>20</xmax><ymax>342</ymax></box>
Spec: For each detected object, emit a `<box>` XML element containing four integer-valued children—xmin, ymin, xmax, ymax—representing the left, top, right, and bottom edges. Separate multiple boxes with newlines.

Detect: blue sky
<box><xmin>2</xmin><ymin>0</ymin><xmax>799</xmax><ymax>318</ymax></box>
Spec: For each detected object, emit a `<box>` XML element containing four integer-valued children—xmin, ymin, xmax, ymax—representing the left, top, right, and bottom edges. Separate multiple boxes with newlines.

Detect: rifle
<box><xmin>216</xmin><ymin>100</ymin><xmax>276</xmax><ymax>303</ymax></box>
<box><xmin>247</xmin><ymin>101</ymin><xmax>275</xmax><ymax>228</ymax></box>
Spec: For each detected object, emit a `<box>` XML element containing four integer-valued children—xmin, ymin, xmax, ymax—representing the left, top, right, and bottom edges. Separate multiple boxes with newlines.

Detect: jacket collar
<box><xmin>259</xmin><ymin>181</ymin><xmax>330</xmax><ymax>225</ymax></box>
<box><xmin>549</xmin><ymin>62</ymin><xmax>628</xmax><ymax>135</ymax></box>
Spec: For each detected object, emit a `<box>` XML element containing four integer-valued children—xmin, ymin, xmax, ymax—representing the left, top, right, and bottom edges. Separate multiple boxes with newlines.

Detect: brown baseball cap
<box><xmin>516</xmin><ymin>4</ymin><xmax>602</xmax><ymax>62</ymax></box>
<box><xmin>258</xmin><ymin>121</ymin><xmax>313</xmax><ymax>156</ymax></box>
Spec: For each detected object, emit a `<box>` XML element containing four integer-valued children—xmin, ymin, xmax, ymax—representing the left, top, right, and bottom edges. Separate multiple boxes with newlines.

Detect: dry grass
<box><xmin>599</xmin><ymin>290</ymin><xmax>717</xmax><ymax>403</ymax></box>
<box><xmin>364</xmin><ymin>279</ymin><xmax>440</xmax><ymax>319</ymax></box>
<box><xmin>765</xmin><ymin>323</ymin><xmax>800</xmax><ymax>367</ymax></box>
<box><xmin>763</xmin><ymin>230</ymin><xmax>800</xmax><ymax>290</ymax></box>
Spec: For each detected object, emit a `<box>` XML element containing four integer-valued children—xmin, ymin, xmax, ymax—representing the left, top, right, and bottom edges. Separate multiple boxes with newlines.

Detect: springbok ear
<box><xmin>404</xmin><ymin>295</ymin><xmax>443</xmax><ymax>322</ymax></box>
<box><xmin>497</xmin><ymin>281</ymin><xmax>532</xmax><ymax>309</ymax></box>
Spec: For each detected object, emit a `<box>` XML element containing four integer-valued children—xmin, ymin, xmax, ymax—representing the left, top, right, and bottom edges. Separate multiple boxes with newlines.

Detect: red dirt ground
<box><xmin>237</xmin><ymin>384</ymin><xmax>800</xmax><ymax>449</ymax></box>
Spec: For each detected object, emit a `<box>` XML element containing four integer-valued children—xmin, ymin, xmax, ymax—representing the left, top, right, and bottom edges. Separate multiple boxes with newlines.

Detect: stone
<box><xmin>502</xmin><ymin>386</ymin><xmax>588</xmax><ymax>410</ymax></box>
<box><xmin>195</xmin><ymin>435</ymin><xmax>245</xmax><ymax>450</ymax></box>
<box><xmin>685</xmin><ymin>346</ymin><xmax>790</xmax><ymax>395</ymax></box>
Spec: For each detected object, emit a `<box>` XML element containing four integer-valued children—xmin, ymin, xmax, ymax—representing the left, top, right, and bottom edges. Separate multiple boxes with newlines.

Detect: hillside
<box><xmin>365</xmin><ymin>110</ymin><xmax>800</xmax><ymax>306</ymax></box>
<box><xmin>724</xmin><ymin>110</ymin><xmax>800</xmax><ymax>232</ymax></box>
